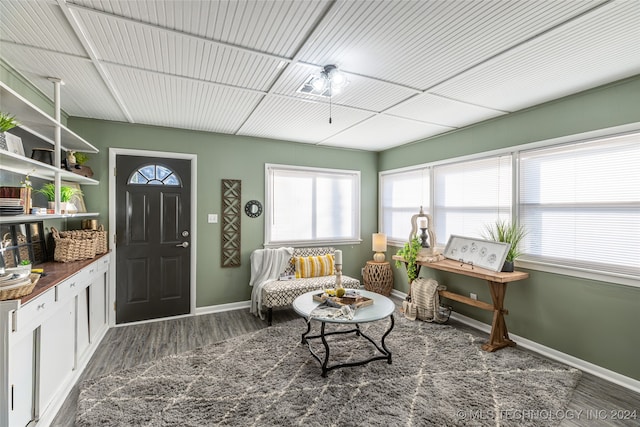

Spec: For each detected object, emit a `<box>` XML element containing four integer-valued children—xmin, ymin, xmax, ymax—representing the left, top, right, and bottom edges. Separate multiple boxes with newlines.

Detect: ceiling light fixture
<box><xmin>297</xmin><ymin>64</ymin><xmax>349</xmax><ymax>124</ymax></box>
<box><xmin>311</xmin><ymin>65</ymin><xmax>348</xmax><ymax>95</ymax></box>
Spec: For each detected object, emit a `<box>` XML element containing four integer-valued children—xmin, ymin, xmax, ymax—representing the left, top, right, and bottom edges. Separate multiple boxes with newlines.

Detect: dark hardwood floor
<box><xmin>52</xmin><ymin>304</ymin><xmax>639</xmax><ymax>426</ymax></box>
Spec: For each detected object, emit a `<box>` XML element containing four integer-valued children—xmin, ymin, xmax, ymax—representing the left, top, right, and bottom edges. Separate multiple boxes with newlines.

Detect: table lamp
<box><xmin>372</xmin><ymin>233</ymin><xmax>387</xmax><ymax>262</ymax></box>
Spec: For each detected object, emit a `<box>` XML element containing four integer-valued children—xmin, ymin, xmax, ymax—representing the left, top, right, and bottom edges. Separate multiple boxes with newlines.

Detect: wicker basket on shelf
<box><xmin>52</xmin><ymin>227</ymin><xmax>97</xmax><ymax>262</ymax></box>
<box><xmin>58</xmin><ymin>224</ymin><xmax>107</xmax><ymax>254</ymax></box>
<box><xmin>0</xmin><ymin>273</ymin><xmax>40</xmax><ymax>301</ymax></box>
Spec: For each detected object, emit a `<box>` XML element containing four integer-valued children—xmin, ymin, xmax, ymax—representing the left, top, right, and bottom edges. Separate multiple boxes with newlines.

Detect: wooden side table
<box><xmin>363</xmin><ymin>261</ymin><xmax>394</xmax><ymax>296</ymax></box>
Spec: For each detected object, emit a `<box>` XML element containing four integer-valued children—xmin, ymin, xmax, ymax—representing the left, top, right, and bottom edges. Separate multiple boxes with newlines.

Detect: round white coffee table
<box><xmin>292</xmin><ymin>289</ymin><xmax>395</xmax><ymax>377</ymax></box>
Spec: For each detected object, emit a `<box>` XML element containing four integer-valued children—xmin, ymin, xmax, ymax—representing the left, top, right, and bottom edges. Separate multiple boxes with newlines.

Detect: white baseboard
<box><xmin>195</xmin><ymin>300</ymin><xmax>251</xmax><ymax>315</ymax></box>
<box><xmin>390</xmin><ymin>289</ymin><xmax>408</xmax><ymax>301</ymax></box>
<box><xmin>392</xmin><ymin>289</ymin><xmax>640</xmax><ymax>394</ymax></box>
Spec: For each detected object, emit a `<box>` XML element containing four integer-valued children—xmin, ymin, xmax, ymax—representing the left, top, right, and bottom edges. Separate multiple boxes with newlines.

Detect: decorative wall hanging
<box><xmin>244</xmin><ymin>200</ymin><xmax>262</xmax><ymax>218</ymax></box>
<box><xmin>221</xmin><ymin>179</ymin><xmax>241</xmax><ymax>267</ymax></box>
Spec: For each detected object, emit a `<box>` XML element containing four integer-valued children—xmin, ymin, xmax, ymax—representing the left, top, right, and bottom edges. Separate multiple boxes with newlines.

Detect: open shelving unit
<box><xmin>0</xmin><ymin>82</ymin><xmax>98</xmax><ymax>153</ymax></box>
<box><xmin>0</xmin><ymin>150</ymin><xmax>98</xmax><ymax>184</ymax></box>
<box><xmin>1</xmin><ymin>80</ymin><xmax>100</xmax><ymax>218</ymax></box>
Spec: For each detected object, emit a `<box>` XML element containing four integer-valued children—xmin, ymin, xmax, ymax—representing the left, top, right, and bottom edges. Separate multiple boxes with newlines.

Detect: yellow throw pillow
<box><xmin>294</xmin><ymin>254</ymin><xmax>335</xmax><ymax>278</ymax></box>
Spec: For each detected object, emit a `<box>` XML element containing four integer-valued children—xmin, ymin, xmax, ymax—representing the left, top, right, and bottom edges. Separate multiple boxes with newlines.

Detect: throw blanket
<box><xmin>403</xmin><ymin>277</ymin><xmax>448</xmax><ymax>323</ymax></box>
<box><xmin>309</xmin><ymin>299</ymin><xmax>355</xmax><ymax>321</ymax></box>
<box><xmin>250</xmin><ymin>247</ymin><xmax>294</xmax><ymax>319</ymax></box>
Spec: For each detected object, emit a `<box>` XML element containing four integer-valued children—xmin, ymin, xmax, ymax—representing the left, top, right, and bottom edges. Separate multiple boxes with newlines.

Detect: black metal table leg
<box><xmin>320</xmin><ymin>322</ymin><xmax>330</xmax><ymax>377</ymax></box>
<box><xmin>381</xmin><ymin>314</ymin><xmax>394</xmax><ymax>364</ymax></box>
<box><xmin>301</xmin><ymin>319</ymin><xmax>312</xmax><ymax>344</ymax></box>
<box><xmin>301</xmin><ymin>314</ymin><xmax>395</xmax><ymax>376</ymax></box>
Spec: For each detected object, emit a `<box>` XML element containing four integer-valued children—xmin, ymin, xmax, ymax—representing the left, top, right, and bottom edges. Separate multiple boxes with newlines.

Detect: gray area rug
<box><xmin>77</xmin><ymin>314</ymin><xmax>581</xmax><ymax>426</ymax></box>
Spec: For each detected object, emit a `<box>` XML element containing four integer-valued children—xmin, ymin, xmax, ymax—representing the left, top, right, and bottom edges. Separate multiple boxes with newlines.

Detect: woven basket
<box><xmin>52</xmin><ymin>227</ymin><xmax>97</xmax><ymax>262</ymax></box>
<box><xmin>363</xmin><ymin>262</ymin><xmax>394</xmax><ymax>296</ymax></box>
<box><xmin>58</xmin><ymin>225</ymin><xmax>107</xmax><ymax>254</ymax></box>
<box><xmin>0</xmin><ymin>273</ymin><xmax>40</xmax><ymax>301</ymax></box>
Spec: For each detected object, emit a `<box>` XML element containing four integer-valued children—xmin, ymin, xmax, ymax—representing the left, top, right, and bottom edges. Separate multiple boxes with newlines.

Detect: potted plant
<box><xmin>74</xmin><ymin>152</ymin><xmax>89</xmax><ymax>165</ymax></box>
<box><xmin>0</xmin><ymin>112</ymin><xmax>19</xmax><ymax>149</ymax></box>
<box><xmin>394</xmin><ymin>236</ymin><xmax>422</xmax><ymax>283</ymax></box>
<box><xmin>19</xmin><ymin>259</ymin><xmax>32</xmax><ymax>275</ymax></box>
<box><xmin>482</xmin><ymin>219</ymin><xmax>527</xmax><ymax>272</ymax></box>
<box><xmin>35</xmin><ymin>183</ymin><xmax>82</xmax><ymax>213</ymax></box>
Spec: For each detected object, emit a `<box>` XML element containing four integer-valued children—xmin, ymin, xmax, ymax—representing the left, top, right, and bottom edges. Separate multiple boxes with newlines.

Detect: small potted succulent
<box><xmin>74</xmin><ymin>152</ymin><xmax>89</xmax><ymax>165</ymax></box>
<box><xmin>0</xmin><ymin>112</ymin><xmax>19</xmax><ymax>149</ymax></box>
<box><xmin>19</xmin><ymin>259</ymin><xmax>32</xmax><ymax>275</ymax></box>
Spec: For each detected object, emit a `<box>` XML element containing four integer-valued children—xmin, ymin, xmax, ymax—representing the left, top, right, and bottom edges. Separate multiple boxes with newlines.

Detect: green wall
<box><xmin>66</xmin><ymin>118</ymin><xmax>378</xmax><ymax>308</ymax></box>
<box><xmin>380</xmin><ymin>75</ymin><xmax>640</xmax><ymax>381</ymax></box>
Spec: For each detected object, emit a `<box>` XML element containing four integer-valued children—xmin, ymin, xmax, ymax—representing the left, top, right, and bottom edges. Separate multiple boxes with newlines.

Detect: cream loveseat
<box><xmin>252</xmin><ymin>247</ymin><xmax>360</xmax><ymax>325</ymax></box>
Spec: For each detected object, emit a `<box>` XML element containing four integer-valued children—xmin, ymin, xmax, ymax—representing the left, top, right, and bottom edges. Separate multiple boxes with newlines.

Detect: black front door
<box><xmin>115</xmin><ymin>155</ymin><xmax>191</xmax><ymax>324</ymax></box>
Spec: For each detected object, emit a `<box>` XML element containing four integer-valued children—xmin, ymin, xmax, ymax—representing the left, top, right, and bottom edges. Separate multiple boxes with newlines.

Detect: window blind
<box><xmin>519</xmin><ymin>133</ymin><xmax>640</xmax><ymax>276</ymax></box>
<box><xmin>380</xmin><ymin>167</ymin><xmax>429</xmax><ymax>243</ymax></box>
<box><xmin>433</xmin><ymin>156</ymin><xmax>512</xmax><ymax>245</ymax></box>
<box><xmin>265</xmin><ymin>164</ymin><xmax>360</xmax><ymax>246</ymax></box>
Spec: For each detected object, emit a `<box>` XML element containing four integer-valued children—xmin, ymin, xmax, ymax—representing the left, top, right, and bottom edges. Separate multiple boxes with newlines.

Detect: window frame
<box><xmin>432</xmin><ymin>154</ymin><xmax>513</xmax><ymax>247</ymax></box>
<box><xmin>128</xmin><ymin>163</ymin><xmax>182</xmax><ymax>186</ymax></box>
<box><xmin>517</xmin><ymin>132</ymin><xmax>640</xmax><ymax>281</ymax></box>
<box><xmin>265</xmin><ymin>163</ymin><xmax>361</xmax><ymax>247</ymax></box>
<box><xmin>378</xmin><ymin>164</ymin><xmax>431</xmax><ymax>244</ymax></box>
<box><xmin>379</xmin><ymin>124</ymin><xmax>640</xmax><ymax>288</ymax></box>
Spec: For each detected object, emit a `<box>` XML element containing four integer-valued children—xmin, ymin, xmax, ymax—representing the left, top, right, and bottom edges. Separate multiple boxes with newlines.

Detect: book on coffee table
<box><xmin>312</xmin><ymin>292</ymin><xmax>373</xmax><ymax>308</ymax></box>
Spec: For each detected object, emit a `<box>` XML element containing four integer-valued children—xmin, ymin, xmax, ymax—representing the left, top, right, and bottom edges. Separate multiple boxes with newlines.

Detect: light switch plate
<box><xmin>208</xmin><ymin>214</ymin><xmax>218</xmax><ymax>223</ymax></box>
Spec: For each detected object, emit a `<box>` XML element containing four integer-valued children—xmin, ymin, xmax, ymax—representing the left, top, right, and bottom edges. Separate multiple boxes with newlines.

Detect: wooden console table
<box><xmin>393</xmin><ymin>256</ymin><xmax>528</xmax><ymax>352</ymax></box>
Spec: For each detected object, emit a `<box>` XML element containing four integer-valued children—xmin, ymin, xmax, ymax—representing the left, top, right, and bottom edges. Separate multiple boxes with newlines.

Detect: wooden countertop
<box><xmin>21</xmin><ymin>253</ymin><xmax>110</xmax><ymax>304</ymax></box>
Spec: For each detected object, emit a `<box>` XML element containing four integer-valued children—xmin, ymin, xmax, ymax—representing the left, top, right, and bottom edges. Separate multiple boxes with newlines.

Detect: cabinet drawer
<box><xmin>57</xmin><ymin>270</ymin><xmax>90</xmax><ymax>303</ymax></box>
<box><xmin>96</xmin><ymin>255</ymin><xmax>110</xmax><ymax>274</ymax></box>
<box><xmin>14</xmin><ymin>288</ymin><xmax>56</xmax><ymax>332</ymax></box>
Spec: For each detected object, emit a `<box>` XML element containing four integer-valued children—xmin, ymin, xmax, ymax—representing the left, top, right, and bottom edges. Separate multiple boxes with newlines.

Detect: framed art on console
<box><xmin>443</xmin><ymin>235</ymin><xmax>510</xmax><ymax>272</ymax></box>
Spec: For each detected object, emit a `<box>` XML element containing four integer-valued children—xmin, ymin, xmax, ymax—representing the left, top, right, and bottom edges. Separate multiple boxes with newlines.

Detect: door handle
<box><xmin>176</xmin><ymin>242</ymin><xmax>189</xmax><ymax>248</ymax></box>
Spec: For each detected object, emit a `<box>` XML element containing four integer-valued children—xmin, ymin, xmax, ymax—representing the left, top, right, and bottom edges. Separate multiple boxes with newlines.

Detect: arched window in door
<box><xmin>128</xmin><ymin>164</ymin><xmax>181</xmax><ymax>186</ymax></box>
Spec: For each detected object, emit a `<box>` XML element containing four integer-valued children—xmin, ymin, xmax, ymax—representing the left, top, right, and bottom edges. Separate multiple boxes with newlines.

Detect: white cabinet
<box><xmin>8</xmin><ymin>332</ymin><xmax>35</xmax><ymax>427</ymax></box>
<box><xmin>14</xmin><ymin>288</ymin><xmax>56</xmax><ymax>333</ymax></box>
<box><xmin>89</xmin><ymin>277</ymin><xmax>107</xmax><ymax>343</ymax></box>
<box><xmin>77</xmin><ymin>288</ymin><xmax>91</xmax><ymax>362</ymax></box>
<box><xmin>0</xmin><ymin>82</ymin><xmax>110</xmax><ymax>427</ymax></box>
<box><xmin>0</xmin><ymin>254</ymin><xmax>111</xmax><ymax>427</ymax></box>
<box><xmin>39</xmin><ymin>298</ymin><xmax>75</xmax><ymax>414</ymax></box>
<box><xmin>89</xmin><ymin>257</ymin><xmax>109</xmax><ymax>344</ymax></box>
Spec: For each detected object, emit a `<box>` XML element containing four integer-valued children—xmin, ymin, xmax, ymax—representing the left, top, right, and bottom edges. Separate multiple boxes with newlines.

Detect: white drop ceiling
<box><xmin>1</xmin><ymin>0</ymin><xmax>638</xmax><ymax>152</ymax></box>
